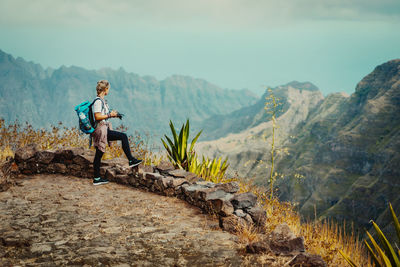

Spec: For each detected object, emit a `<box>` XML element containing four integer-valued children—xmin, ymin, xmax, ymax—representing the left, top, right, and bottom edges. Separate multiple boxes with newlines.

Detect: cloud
<box><xmin>1</xmin><ymin>0</ymin><xmax>399</xmax><ymax>29</ymax></box>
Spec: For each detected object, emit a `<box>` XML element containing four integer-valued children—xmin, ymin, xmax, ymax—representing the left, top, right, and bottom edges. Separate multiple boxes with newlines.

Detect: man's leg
<box><xmin>107</xmin><ymin>129</ymin><xmax>135</xmax><ymax>161</ymax></box>
<box><xmin>107</xmin><ymin>129</ymin><xmax>142</xmax><ymax>167</ymax></box>
<box><xmin>93</xmin><ymin>147</ymin><xmax>108</xmax><ymax>185</ymax></box>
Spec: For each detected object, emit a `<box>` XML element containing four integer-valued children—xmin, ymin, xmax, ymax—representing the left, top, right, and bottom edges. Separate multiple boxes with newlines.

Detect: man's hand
<box><xmin>110</xmin><ymin>110</ymin><xmax>118</xmax><ymax>117</ymax></box>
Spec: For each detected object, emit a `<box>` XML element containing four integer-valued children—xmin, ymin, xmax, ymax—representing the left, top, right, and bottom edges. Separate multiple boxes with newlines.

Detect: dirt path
<box><xmin>0</xmin><ymin>175</ymin><xmax>244</xmax><ymax>266</ymax></box>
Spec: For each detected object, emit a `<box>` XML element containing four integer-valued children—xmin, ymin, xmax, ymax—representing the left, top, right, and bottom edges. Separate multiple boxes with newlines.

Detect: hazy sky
<box><xmin>1</xmin><ymin>0</ymin><xmax>399</xmax><ymax>96</ymax></box>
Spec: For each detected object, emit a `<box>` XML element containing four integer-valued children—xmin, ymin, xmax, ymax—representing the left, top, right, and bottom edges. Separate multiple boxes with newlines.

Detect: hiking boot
<box><xmin>93</xmin><ymin>177</ymin><xmax>109</xmax><ymax>185</ymax></box>
<box><xmin>129</xmin><ymin>159</ymin><xmax>143</xmax><ymax>168</ymax></box>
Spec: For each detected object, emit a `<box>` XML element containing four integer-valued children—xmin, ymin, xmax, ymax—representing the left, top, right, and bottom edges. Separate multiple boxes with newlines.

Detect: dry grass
<box><xmin>232</xmin><ymin>176</ymin><xmax>372</xmax><ymax>266</ymax></box>
<box><xmin>0</xmin><ymin>119</ymin><xmax>163</xmax><ymax>165</ymax></box>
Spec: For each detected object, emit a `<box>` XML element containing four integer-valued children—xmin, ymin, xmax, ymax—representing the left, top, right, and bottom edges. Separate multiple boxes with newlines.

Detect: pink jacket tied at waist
<box><xmin>91</xmin><ymin>121</ymin><xmax>112</xmax><ymax>153</ymax></box>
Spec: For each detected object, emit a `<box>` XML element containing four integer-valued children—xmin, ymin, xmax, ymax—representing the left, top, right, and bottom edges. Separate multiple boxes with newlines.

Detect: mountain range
<box><xmin>0</xmin><ymin>49</ymin><xmax>257</xmax><ymax>144</ymax></box>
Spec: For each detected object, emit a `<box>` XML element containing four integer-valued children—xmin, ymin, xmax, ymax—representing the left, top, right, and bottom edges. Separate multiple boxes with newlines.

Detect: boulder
<box><xmin>35</xmin><ymin>150</ymin><xmax>55</xmax><ymax>164</ymax></box>
<box><xmin>246</xmin><ymin>239</ymin><xmax>271</xmax><ymax>254</ymax></box>
<box><xmin>144</xmin><ymin>172</ymin><xmax>163</xmax><ymax>188</ymax></box>
<box><xmin>139</xmin><ymin>164</ymin><xmax>154</xmax><ymax>173</ymax></box>
<box><xmin>14</xmin><ymin>144</ymin><xmax>38</xmax><ymax>163</ymax></box>
<box><xmin>54</xmin><ymin>147</ymin><xmax>84</xmax><ymax>163</ymax></box>
<box><xmin>145</xmin><ymin>172</ymin><xmax>163</xmax><ymax>181</ymax></box>
<box><xmin>69</xmin><ymin>164</ymin><xmax>83</xmax><ymax>176</ymax></box>
<box><xmin>215</xmin><ymin>182</ymin><xmax>240</xmax><ymax>193</ymax></box>
<box><xmin>288</xmin><ymin>252</ymin><xmax>327</xmax><ymax>267</ymax></box>
<box><xmin>154</xmin><ymin>176</ymin><xmax>174</xmax><ymax>192</ymax></box>
<box><xmin>47</xmin><ymin>163</ymin><xmax>67</xmax><ymax>174</ymax></box>
<box><xmin>206</xmin><ymin>193</ymin><xmax>235</xmax><ymax>217</ymax></box>
<box><xmin>114</xmin><ymin>164</ymin><xmax>131</xmax><ymax>175</ymax></box>
<box><xmin>231</xmin><ymin>192</ymin><xmax>258</xmax><ymax>209</ymax></box>
<box><xmin>155</xmin><ymin>160</ymin><xmax>175</xmax><ymax>174</ymax></box>
<box><xmin>169</xmin><ymin>178</ymin><xmax>189</xmax><ymax>188</ymax></box>
<box><xmin>198</xmin><ymin>188</ymin><xmax>225</xmax><ymax>201</ymax></box>
<box><xmin>167</xmin><ymin>169</ymin><xmax>197</xmax><ymax>180</ymax></box>
<box><xmin>246</xmin><ymin>206</ymin><xmax>267</xmax><ymax>227</ymax></box>
<box><xmin>72</xmin><ymin>153</ymin><xmax>92</xmax><ymax>167</ymax></box>
<box><xmin>269</xmin><ymin>223</ymin><xmax>305</xmax><ymax>255</ymax></box>
<box><xmin>113</xmin><ymin>175</ymin><xmax>129</xmax><ymax>185</ymax></box>
<box><xmin>194</xmin><ymin>181</ymin><xmax>216</xmax><ymax>188</ymax></box>
<box><xmin>182</xmin><ymin>184</ymin><xmax>210</xmax><ymax>202</ymax></box>
<box><xmin>234</xmin><ymin>209</ymin><xmax>246</xmax><ymax>217</ymax></box>
<box><xmin>219</xmin><ymin>215</ymin><xmax>248</xmax><ymax>233</ymax></box>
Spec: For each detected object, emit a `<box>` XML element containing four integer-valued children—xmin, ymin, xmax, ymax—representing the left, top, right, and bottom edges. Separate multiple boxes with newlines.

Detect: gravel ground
<box><xmin>0</xmin><ymin>174</ymin><xmax>245</xmax><ymax>266</ymax></box>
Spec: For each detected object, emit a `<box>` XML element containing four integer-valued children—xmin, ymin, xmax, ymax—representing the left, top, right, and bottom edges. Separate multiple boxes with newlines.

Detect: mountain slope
<box><xmin>198</xmin><ymin>81</ymin><xmax>320</xmax><ymax>141</ymax></box>
<box><xmin>275</xmin><ymin>59</ymin><xmax>400</xmax><ymax>234</ymax></box>
<box><xmin>195</xmin><ymin>82</ymin><xmax>324</xmax><ymax>179</ymax></box>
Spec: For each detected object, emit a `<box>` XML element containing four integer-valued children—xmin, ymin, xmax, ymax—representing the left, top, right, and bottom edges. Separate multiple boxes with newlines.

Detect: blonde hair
<box><xmin>96</xmin><ymin>80</ymin><xmax>110</xmax><ymax>95</ymax></box>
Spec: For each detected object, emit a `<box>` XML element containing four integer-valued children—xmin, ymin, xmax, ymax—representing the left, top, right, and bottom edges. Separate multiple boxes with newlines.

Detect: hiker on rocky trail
<box><xmin>91</xmin><ymin>79</ymin><xmax>142</xmax><ymax>185</ymax></box>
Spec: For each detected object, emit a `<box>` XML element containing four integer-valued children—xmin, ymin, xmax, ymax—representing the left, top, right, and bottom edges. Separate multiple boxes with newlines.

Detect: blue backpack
<box><xmin>74</xmin><ymin>97</ymin><xmax>105</xmax><ymax>134</ymax></box>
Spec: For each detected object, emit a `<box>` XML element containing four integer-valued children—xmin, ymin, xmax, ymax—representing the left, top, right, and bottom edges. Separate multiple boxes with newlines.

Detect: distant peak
<box><xmin>283</xmin><ymin>81</ymin><xmax>320</xmax><ymax>92</ymax></box>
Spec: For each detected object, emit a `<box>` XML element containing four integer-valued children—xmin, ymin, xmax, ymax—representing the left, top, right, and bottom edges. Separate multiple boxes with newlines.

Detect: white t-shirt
<box><xmin>93</xmin><ymin>98</ymin><xmax>110</xmax><ymax>121</ymax></box>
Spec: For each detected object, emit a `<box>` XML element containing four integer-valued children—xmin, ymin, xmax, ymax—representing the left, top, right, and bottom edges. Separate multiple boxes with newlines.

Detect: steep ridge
<box><xmin>0</xmin><ymin>49</ymin><xmax>257</xmax><ymax>139</ymax></box>
<box><xmin>198</xmin><ymin>81</ymin><xmax>321</xmax><ymax>141</ymax></box>
<box><xmin>275</xmin><ymin>59</ymin><xmax>400</xmax><ymax>234</ymax></box>
<box><xmin>196</xmin><ymin>82</ymin><xmax>324</xmax><ymax>180</ymax></box>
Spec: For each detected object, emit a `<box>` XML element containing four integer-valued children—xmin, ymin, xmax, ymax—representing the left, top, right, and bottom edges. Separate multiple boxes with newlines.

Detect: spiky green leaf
<box><xmin>364</xmin><ymin>240</ymin><xmax>381</xmax><ymax>267</ymax></box>
<box><xmin>339</xmin><ymin>250</ymin><xmax>359</xmax><ymax>267</ymax></box>
<box><xmin>190</xmin><ymin>129</ymin><xmax>203</xmax><ymax>152</ymax></box>
<box><xmin>366</xmin><ymin>230</ymin><xmax>392</xmax><ymax>267</ymax></box>
<box><xmin>389</xmin><ymin>203</ymin><xmax>400</xmax><ymax>245</ymax></box>
<box><xmin>371</xmin><ymin>220</ymin><xmax>400</xmax><ymax>266</ymax></box>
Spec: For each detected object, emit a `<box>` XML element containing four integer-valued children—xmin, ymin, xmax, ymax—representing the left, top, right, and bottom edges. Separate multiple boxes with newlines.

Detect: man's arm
<box><xmin>95</xmin><ymin>110</ymin><xmax>118</xmax><ymax>121</ymax></box>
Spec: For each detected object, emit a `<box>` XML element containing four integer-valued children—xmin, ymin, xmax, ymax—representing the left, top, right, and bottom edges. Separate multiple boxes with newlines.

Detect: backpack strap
<box><xmin>91</xmin><ymin>97</ymin><xmax>106</xmax><ymax>114</ymax></box>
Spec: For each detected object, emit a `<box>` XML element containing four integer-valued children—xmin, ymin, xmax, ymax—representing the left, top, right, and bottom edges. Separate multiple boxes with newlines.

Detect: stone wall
<box><xmin>10</xmin><ymin>144</ymin><xmax>326</xmax><ymax>266</ymax></box>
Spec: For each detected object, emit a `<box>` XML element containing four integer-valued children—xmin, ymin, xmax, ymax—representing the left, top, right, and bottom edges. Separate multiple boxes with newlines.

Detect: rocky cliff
<box><xmin>275</xmin><ymin>59</ymin><xmax>400</xmax><ymax>235</ymax></box>
<box><xmin>195</xmin><ymin>82</ymin><xmax>324</xmax><ymax>180</ymax></box>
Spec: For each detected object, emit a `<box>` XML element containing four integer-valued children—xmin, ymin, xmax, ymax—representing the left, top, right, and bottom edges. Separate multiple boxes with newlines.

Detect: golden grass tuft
<box><xmin>235</xmin><ymin>221</ymin><xmax>260</xmax><ymax>245</ymax></box>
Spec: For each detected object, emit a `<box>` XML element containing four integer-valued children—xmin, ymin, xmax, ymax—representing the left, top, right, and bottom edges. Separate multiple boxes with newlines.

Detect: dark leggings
<box><xmin>93</xmin><ymin>129</ymin><xmax>135</xmax><ymax>178</ymax></box>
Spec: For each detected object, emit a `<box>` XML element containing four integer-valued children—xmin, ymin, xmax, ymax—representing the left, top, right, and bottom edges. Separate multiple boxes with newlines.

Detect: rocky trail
<box><xmin>0</xmin><ymin>174</ymin><xmax>245</xmax><ymax>266</ymax></box>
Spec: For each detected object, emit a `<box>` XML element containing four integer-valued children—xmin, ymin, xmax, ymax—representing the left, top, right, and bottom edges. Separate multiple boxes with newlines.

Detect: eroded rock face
<box><xmin>231</xmin><ymin>192</ymin><xmax>258</xmax><ymax>209</ymax></box>
<box><xmin>14</xmin><ymin>144</ymin><xmax>38</xmax><ymax>163</ymax></box>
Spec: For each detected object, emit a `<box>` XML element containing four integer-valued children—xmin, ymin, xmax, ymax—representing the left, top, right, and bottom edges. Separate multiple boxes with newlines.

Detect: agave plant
<box><xmin>188</xmin><ymin>155</ymin><xmax>229</xmax><ymax>183</ymax></box>
<box><xmin>340</xmin><ymin>203</ymin><xmax>400</xmax><ymax>267</ymax></box>
<box><xmin>161</xmin><ymin>119</ymin><xmax>202</xmax><ymax>170</ymax></box>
